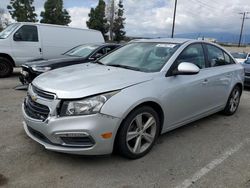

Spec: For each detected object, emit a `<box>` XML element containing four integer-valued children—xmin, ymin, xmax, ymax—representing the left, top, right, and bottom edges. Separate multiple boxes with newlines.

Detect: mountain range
<box><xmin>138</xmin><ymin>32</ymin><xmax>250</xmax><ymax>44</ymax></box>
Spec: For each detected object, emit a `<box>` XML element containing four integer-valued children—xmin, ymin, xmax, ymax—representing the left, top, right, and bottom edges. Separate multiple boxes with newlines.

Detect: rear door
<box><xmin>203</xmin><ymin>44</ymin><xmax>235</xmax><ymax>107</ymax></box>
<box><xmin>11</xmin><ymin>25</ymin><xmax>42</xmax><ymax>65</ymax></box>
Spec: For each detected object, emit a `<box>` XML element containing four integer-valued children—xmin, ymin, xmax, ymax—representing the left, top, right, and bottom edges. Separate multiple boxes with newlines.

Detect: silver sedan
<box><xmin>22</xmin><ymin>38</ymin><xmax>244</xmax><ymax>159</ymax></box>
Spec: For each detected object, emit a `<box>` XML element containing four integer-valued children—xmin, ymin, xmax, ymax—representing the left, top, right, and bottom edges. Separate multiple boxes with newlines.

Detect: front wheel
<box><xmin>117</xmin><ymin>106</ymin><xmax>160</xmax><ymax>159</ymax></box>
<box><xmin>0</xmin><ymin>57</ymin><xmax>13</xmax><ymax>78</ymax></box>
<box><xmin>223</xmin><ymin>86</ymin><xmax>241</xmax><ymax>115</ymax></box>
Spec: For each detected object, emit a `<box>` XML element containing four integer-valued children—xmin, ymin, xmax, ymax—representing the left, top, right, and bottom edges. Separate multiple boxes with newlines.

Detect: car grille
<box><xmin>245</xmin><ymin>72</ymin><xmax>250</xmax><ymax>77</ymax></box>
<box><xmin>24</xmin><ymin>96</ymin><xmax>50</xmax><ymax>121</ymax></box>
<box><xmin>32</xmin><ymin>85</ymin><xmax>56</xmax><ymax>100</ymax></box>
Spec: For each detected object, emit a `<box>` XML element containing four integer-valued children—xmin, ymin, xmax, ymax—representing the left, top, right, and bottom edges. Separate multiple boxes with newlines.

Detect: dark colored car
<box><xmin>231</xmin><ymin>52</ymin><xmax>250</xmax><ymax>64</ymax></box>
<box><xmin>242</xmin><ymin>57</ymin><xmax>250</xmax><ymax>87</ymax></box>
<box><xmin>19</xmin><ymin>43</ymin><xmax>121</xmax><ymax>85</ymax></box>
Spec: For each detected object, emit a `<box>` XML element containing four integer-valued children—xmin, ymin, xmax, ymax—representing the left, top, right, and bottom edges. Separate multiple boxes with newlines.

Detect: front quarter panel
<box><xmin>0</xmin><ymin>39</ymin><xmax>15</xmax><ymax>62</ymax></box>
<box><xmin>100</xmin><ymin>74</ymin><xmax>164</xmax><ymax>120</ymax></box>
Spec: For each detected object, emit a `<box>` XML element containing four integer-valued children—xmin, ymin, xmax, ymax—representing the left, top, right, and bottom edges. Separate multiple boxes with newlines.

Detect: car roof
<box><xmin>16</xmin><ymin>22</ymin><xmax>101</xmax><ymax>33</ymax></box>
<box><xmin>130</xmin><ymin>38</ymin><xmax>195</xmax><ymax>44</ymax></box>
<box><xmin>77</xmin><ymin>43</ymin><xmax>120</xmax><ymax>47</ymax></box>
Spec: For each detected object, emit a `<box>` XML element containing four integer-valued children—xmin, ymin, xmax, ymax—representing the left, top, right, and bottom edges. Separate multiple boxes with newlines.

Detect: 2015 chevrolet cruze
<box><xmin>22</xmin><ymin>38</ymin><xmax>244</xmax><ymax>159</ymax></box>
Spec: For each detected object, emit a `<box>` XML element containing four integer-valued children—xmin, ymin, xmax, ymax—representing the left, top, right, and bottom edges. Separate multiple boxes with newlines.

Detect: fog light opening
<box><xmin>54</xmin><ymin>132</ymin><xmax>95</xmax><ymax>147</ymax></box>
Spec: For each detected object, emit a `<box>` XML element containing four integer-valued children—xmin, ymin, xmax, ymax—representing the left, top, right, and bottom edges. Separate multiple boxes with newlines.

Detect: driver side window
<box><xmin>176</xmin><ymin>44</ymin><xmax>206</xmax><ymax>69</ymax></box>
<box><xmin>14</xmin><ymin>25</ymin><xmax>38</xmax><ymax>42</ymax></box>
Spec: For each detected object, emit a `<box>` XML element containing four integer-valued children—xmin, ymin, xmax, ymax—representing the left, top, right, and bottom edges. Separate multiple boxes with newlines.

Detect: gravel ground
<box><xmin>224</xmin><ymin>46</ymin><xmax>250</xmax><ymax>53</ymax></box>
<box><xmin>0</xmin><ymin>69</ymin><xmax>250</xmax><ymax>188</ymax></box>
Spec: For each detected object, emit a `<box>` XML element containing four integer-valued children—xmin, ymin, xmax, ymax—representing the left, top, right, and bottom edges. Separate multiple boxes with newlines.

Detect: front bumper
<box><xmin>19</xmin><ymin>67</ymin><xmax>38</xmax><ymax>85</ymax></box>
<box><xmin>22</xmin><ymin>104</ymin><xmax>121</xmax><ymax>155</ymax></box>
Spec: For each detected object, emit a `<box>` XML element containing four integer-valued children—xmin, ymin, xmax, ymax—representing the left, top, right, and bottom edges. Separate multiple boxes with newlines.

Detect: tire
<box><xmin>222</xmin><ymin>86</ymin><xmax>241</xmax><ymax>115</ymax></box>
<box><xmin>117</xmin><ymin>106</ymin><xmax>160</xmax><ymax>159</ymax></box>
<box><xmin>0</xmin><ymin>57</ymin><xmax>13</xmax><ymax>78</ymax></box>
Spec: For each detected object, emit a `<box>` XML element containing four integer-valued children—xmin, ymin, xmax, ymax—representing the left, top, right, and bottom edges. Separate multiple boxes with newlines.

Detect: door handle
<box><xmin>202</xmin><ymin>79</ymin><xmax>208</xmax><ymax>85</ymax></box>
<box><xmin>225</xmin><ymin>73</ymin><xmax>232</xmax><ymax>77</ymax></box>
<box><xmin>39</xmin><ymin>48</ymin><xmax>42</xmax><ymax>53</ymax></box>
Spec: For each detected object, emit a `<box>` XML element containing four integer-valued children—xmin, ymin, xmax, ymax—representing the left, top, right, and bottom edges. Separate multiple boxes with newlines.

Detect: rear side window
<box><xmin>101</xmin><ymin>47</ymin><xmax>113</xmax><ymax>54</ymax></box>
<box><xmin>15</xmin><ymin>25</ymin><xmax>38</xmax><ymax>42</ymax></box>
<box><xmin>224</xmin><ymin>52</ymin><xmax>234</xmax><ymax>64</ymax></box>
<box><xmin>206</xmin><ymin>44</ymin><xmax>233</xmax><ymax>67</ymax></box>
<box><xmin>95</xmin><ymin>47</ymin><xmax>107</xmax><ymax>55</ymax></box>
<box><xmin>176</xmin><ymin>43</ymin><xmax>206</xmax><ymax>69</ymax></box>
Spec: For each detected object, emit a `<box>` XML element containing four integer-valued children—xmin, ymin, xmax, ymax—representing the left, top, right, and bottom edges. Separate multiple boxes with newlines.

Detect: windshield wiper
<box><xmin>107</xmin><ymin>64</ymin><xmax>141</xmax><ymax>71</ymax></box>
<box><xmin>65</xmin><ymin>54</ymin><xmax>81</xmax><ymax>57</ymax></box>
<box><xmin>93</xmin><ymin>60</ymin><xmax>106</xmax><ymax>65</ymax></box>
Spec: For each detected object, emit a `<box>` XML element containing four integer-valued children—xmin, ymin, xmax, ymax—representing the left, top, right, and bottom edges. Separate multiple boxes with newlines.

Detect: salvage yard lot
<box><xmin>1</xmin><ymin>69</ymin><xmax>250</xmax><ymax>188</ymax></box>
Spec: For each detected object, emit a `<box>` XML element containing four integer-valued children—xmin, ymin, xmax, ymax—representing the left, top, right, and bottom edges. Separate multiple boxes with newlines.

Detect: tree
<box><xmin>0</xmin><ymin>8</ymin><xmax>11</xmax><ymax>31</ymax></box>
<box><xmin>106</xmin><ymin>0</ymin><xmax>115</xmax><ymax>40</ymax></box>
<box><xmin>40</xmin><ymin>0</ymin><xmax>71</xmax><ymax>26</ymax></box>
<box><xmin>86</xmin><ymin>0</ymin><xmax>109</xmax><ymax>39</ymax></box>
<box><xmin>7</xmin><ymin>0</ymin><xmax>37</xmax><ymax>22</ymax></box>
<box><xmin>113</xmin><ymin>0</ymin><xmax>126</xmax><ymax>42</ymax></box>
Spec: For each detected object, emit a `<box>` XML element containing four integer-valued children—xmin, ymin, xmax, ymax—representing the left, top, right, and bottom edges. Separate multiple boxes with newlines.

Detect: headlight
<box><xmin>60</xmin><ymin>91</ymin><xmax>119</xmax><ymax>116</ymax></box>
<box><xmin>31</xmin><ymin>66</ymin><xmax>51</xmax><ymax>72</ymax></box>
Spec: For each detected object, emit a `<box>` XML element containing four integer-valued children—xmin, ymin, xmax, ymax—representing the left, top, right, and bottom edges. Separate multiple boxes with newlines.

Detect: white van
<box><xmin>0</xmin><ymin>22</ymin><xmax>104</xmax><ymax>77</ymax></box>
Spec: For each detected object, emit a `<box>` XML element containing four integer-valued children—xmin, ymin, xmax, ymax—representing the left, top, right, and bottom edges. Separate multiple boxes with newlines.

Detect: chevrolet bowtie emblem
<box><xmin>31</xmin><ymin>95</ymin><xmax>37</xmax><ymax>101</ymax></box>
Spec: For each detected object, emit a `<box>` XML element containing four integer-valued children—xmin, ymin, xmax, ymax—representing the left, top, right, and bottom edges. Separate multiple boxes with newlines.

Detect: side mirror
<box><xmin>173</xmin><ymin>62</ymin><xmax>200</xmax><ymax>75</ymax></box>
<box><xmin>13</xmin><ymin>32</ymin><xmax>22</xmax><ymax>41</ymax></box>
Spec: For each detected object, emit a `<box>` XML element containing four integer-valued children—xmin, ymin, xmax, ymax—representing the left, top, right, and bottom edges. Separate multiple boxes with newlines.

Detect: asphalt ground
<box><xmin>1</xmin><ymin>69</ymin><xmax>250</xmax><ymax>188</ymax></box>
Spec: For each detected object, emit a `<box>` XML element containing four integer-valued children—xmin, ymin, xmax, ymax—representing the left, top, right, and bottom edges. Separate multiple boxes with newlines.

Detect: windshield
<box><xmin>65</xmin><ymin>44</ymin><xmax>101</xmax><ymax>57</ymax></box>
<box><xmin>231</xmin><ymin>52</ymin><xmax>248</xmax><ymax>59</ymax></box>
<box><xmin>99</xmin><ymin>42</ymin><xmax>180</xmax><ymax>72</ymax></box>
<box><xmin>0</xmin><ymin>23</ymin><xmax>20</xmax><ymax>39</ymax></box>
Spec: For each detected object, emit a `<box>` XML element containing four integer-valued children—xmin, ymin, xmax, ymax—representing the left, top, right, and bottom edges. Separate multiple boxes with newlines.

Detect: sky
<box><xmin>0</xmin><ymin>0</ymin><xmax>250</xmax><ymax>38</ymax></box>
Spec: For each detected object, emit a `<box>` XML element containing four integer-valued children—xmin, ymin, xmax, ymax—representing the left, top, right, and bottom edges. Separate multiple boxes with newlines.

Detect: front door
<box><xmin>11</xmin><ymin>25</ymin><xmax>42</xmax><ymax>65</ymax></box>
<box><xmin>163</xmin><ymin>43</ymin><xmax>211</xmax><ymax>128</ymax></box>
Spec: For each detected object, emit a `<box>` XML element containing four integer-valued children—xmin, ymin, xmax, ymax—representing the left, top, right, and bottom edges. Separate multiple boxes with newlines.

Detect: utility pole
<box><xmin>238</xmin><ymin>12</ymin><xmax>249</xmax><ymax>47</ymax></box>
<box><xmin>171</xmin><ymin>0</ymin><xmax>178</xmax><ymax>38</ymax></box>
<box><xmin>109</xmin><ymin>0</ymin><xmax>115</xmax><ymax>41</ymax></box>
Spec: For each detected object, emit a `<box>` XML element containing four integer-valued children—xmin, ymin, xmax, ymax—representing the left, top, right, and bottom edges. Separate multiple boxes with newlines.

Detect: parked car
<box><xmin>19</xmin><ymin>43</ymin><xmax>121</xmax><ymax>85</ymax></box>
<box><xmin>242</xmin><ymin>57</ymin><xmax>250</xmax><ymax>87</ymax></box>
<box><xmin>231</xmin><ymin>52</ymin><xmax>250</xmax><ymax>64</ymax></box>
<box><xmin>22</xmin><ymin>38</ymin><xmax>244</xmax><ymax>159</ymax></box>
<box><xmin>0</xmin><ymin>22</ymin><xmax>104</xmax><ymax>77</ymax></box>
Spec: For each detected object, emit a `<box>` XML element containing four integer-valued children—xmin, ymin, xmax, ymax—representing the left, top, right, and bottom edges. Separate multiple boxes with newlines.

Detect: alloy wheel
<box><xmin>229</xmin><ymin>89</ymin><xmax>240</xmax><ymax>113</ymax></box>
<box><xmin>126</xmin><ymin>112</ymin><xmax>157</xmax><ymax>154</ymax></box>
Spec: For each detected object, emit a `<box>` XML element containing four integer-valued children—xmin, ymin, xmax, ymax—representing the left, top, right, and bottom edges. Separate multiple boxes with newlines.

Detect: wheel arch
<box><xmin>235</xmin><ymin>82</ymin><xmax>243</xmax><ymax>95</ymax></box>
<box><xmin>113</xmin><ymin>100</ymin><xmax>165</xmax><ymax>152</ymax></box>
<box><xmin>0</xmin><ymin>53</ymin><xmax>15</xmax><ymax>67</ymax></box>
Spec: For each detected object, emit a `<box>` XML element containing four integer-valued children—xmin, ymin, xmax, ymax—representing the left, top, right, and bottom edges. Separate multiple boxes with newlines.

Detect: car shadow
<box><xmin>244</xmin><ymin>87</ymin><xmax>250</xmax><ymax>92</ymax></box>
<box><xmin>11</xmin><ymin>68</ymin><xmax>21</xmax><ymax>77</ymax></box>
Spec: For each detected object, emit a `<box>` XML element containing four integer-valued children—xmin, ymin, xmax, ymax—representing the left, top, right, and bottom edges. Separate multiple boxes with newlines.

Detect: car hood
<box><xmin>32</xmin><ymin>63</ymin><xmax>154</xmax><ymax>99</ymax></box>
<box><xmin>24</xmin><ymin>56</ymin><xmax>85</xmax><ymax>67</ymax></box>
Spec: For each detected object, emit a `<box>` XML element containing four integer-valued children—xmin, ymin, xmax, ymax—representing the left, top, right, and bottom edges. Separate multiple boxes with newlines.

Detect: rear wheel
<box><xmin>0</xmin><ymin>57</ymin><xmax>13</xmax><ymax>78</ymax></box>
<box><xmin>117</xmin><ymin>106</ymin><xmax>160</xmax><ymax>159</ymax></box>
<box><xmin>223</xmin><ymin>86</ymin><xmax>241</xmax><ymax>115</ymax></box>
